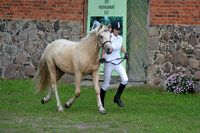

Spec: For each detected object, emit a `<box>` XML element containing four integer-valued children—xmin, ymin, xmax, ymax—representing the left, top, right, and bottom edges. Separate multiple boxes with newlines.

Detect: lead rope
<box><xmin>104</xmin><ymin>57</ymin><xmax>126</xmax><ymax>65</ymax></box>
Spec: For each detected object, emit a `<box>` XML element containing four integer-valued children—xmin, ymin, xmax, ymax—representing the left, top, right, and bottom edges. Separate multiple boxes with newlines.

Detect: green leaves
<box><xmin>165</xmin><ymin>73</ymin><xmax>195</xmax><ymax>94</ymax></box>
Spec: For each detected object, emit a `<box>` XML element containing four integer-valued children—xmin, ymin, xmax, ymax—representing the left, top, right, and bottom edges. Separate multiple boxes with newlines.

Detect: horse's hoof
<box><xmin>65</xmin><ymin>103</ymin><xmax>70</xmax><ymax>108</ymax></box>
<box><xmin>59</xmin><ymin>109</ymin><xmax>64</xmax><ymax>113</ymax></box>
<box><xmin>41</xmin><ymin>99</ymin><xmax>45</xmax><ymax>104</ymax></box>
<box><xmin>58</xmin><ymin>106</ymin><xmax>64</xmax><ymax>112</ymax></box>
<box><xmin>99</xmin><ymin>110</ymin><xmax>106</xmax><ymax>114</ymax></box>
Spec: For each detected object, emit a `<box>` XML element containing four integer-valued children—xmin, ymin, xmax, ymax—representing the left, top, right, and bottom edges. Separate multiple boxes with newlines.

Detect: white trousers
<box><xmin>102</xmin><ymin>63</ymin><xmax>128</xmax><ymax>91</ymax></box>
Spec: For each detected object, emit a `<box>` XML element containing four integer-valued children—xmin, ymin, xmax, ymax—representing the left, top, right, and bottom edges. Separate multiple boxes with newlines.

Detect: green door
<box><xmin>127</xmin><ymin>0</ymin><xmax>148</xmax><ymax>81</ymax></box>
<box><xmin>87</xmin><ymin>0</ymin><xmax>127</xmax><ymax>76</ymax></box>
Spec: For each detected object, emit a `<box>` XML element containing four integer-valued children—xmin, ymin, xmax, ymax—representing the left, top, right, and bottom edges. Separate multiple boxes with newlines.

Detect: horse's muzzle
<box><xmin>106</xmin><ymin>48</ymin><xmax>112</xmax><ymax>54</ymax></box>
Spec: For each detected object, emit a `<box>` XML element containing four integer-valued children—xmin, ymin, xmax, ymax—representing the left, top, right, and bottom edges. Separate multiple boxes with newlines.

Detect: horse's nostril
<box><xmin>106</xmin><ymin>48</ymin><xmax>112</xmax><ymax>54</ymax></box>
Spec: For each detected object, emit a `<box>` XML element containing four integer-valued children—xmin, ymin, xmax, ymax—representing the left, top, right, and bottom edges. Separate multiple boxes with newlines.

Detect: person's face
<box><xmin>113</xmin><ymin>29</ymin><xmax>120</xmax><ymax>36</ymax></box>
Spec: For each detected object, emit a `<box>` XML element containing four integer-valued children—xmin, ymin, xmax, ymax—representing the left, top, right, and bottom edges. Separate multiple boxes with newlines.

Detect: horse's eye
<box><xmin>100</xmin><ymin>35</ymin><xmax>103</xmax><ymax>39</ymax></box>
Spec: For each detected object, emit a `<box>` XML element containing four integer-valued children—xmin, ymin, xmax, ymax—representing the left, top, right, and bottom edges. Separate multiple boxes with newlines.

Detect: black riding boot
<box><xmin>100</xmin><ymin>88</ymin><xmax>106</xmax><ymax>107</ymax></box>
<box><xmin>114</xmin><ymin>83</ymin><xmax>126</xmax><ymax>107</ymax></box>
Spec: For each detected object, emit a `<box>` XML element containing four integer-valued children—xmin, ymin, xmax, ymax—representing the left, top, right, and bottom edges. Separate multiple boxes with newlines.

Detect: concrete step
<box><xmin>70</xmin><ymin>80</ymin><xmax>144</xmax><ymax>89</ymax></box>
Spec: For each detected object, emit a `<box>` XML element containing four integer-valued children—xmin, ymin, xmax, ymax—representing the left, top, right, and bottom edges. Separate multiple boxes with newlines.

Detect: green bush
<box><xmin>165</xmin><ymin>72</ymin><xmax>194</xmax><ymax>94</ymax></box>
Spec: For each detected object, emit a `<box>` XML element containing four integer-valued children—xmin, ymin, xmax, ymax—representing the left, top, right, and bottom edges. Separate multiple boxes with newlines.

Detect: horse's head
<box><xmin>97</xmin><ymin>24</ymin><xmax>112</xmax><ymax>54</ymax></box>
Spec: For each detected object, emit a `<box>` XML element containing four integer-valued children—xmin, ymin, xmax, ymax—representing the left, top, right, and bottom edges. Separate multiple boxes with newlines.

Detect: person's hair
<box><xmin>111</xmin><ymin>28</ymin><xmax>121</xmax><ymax>33</ymax></box>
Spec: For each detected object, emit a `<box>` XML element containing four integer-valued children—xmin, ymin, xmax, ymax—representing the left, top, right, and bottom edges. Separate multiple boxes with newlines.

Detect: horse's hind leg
<box><xmin>41</xmin><ymin>68</ymin><xmax>64</xmax><ymax>104</ymax></box>
<box><xmin>41</xmin><ymin>85</ymin><xmax>53</xmax><ymax>104</ymax></box>
<box><xmin>65</xmin><ymin>73</ymin><xmax>82</xmax><ymax>108</ymax></box>
<box><xmin>48</xmin><ymin>63</ymin><xmax>64</xmax><ymax>112</ymax></box>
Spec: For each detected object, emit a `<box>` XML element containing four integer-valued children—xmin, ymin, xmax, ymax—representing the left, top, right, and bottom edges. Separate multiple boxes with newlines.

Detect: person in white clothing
<box><xmin>99</xmin><ymin>21</ymin><xmax>128</xmax><ymax>107</ymax></box>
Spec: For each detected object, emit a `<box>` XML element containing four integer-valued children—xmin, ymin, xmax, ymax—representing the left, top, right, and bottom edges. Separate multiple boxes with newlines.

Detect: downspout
<box><xmin>145</xmin><ymin>0</ymin><xmax>151</xmax><ymax>83</ymax></box>
<box><xmin>83</xmin><ymin>0</ymin><xmax>87</xmax><ymax>37</ymax></box>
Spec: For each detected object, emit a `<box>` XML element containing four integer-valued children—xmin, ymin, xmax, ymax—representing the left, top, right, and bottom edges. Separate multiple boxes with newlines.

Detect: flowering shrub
<box><xmin>165</xmin><ymin>72</ymin><xmax>194</xmax><ymax>94</ymax></box>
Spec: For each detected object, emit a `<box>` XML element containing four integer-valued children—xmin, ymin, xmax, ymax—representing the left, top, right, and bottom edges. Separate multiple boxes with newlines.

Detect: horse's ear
<box><xmin>98</xmin><ymin>24</ymin><xmax>103</xmax><ymax>32</ymax></box>
<box><xmin>108</xmin><ymin>24</ymin><xmax>111</xmax><ymax>32</ymax></box>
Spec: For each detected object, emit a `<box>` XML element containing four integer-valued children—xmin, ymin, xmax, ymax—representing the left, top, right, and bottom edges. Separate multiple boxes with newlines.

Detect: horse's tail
<box><xmin>33</xmin><ymin>54</ymin><xmax>50</xmax><ymax>93</ymax></box>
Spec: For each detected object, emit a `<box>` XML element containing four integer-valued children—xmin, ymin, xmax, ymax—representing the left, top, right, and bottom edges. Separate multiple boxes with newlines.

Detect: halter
<box><xmin>101</xmin><ymin>40</ymin><xmax>111</xmax><ymax>48</ymax></box>
<box><xmin>98</xmin><ymin>28</ymin><xmax>111</xmax><ymax>48</ymax></box>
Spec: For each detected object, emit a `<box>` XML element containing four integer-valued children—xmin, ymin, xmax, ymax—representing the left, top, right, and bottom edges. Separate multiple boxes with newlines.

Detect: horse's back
<box><xmin>46</xmin><ymin>39</ymin><xmax>76</xmax><ymax>49</ymax></box>
<box><xmin>44</xmin><ymin>39</ymin><xmax>77</xmax><ymax>56</ymax></box>
<box><xmin>44</xmin><ymin>39</ymin><xmax>78</xmax><ymax>74</ymax></box>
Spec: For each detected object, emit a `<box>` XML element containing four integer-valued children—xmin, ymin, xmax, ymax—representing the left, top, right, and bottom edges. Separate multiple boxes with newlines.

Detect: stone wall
<box><xmin>0</xmin><ymin>19</ymin><xmax>82</xmax><ymax>78</ymax></box>
<box><xmin>147</xmin><ymin>24</ymin><xmax>200</xmax><ymax>85</ymax></box>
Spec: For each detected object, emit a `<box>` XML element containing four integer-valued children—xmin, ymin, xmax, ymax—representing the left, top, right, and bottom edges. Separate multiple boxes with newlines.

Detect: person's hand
<box><xmin>99</xmin><ymin>58</ymin><xmax>106</xmax><ymax>63</ymax></box>
<box><xmin>124</xmin><ymin>53</ymin><xmax>129</xmax><ymax>60</ymax></box>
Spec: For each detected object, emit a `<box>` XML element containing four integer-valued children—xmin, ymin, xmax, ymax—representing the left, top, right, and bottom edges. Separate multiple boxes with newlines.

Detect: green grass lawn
<box><xmin>0</xmin><ymin>79</ymin><xmax>200</xmax><ymax>133</ymax></box>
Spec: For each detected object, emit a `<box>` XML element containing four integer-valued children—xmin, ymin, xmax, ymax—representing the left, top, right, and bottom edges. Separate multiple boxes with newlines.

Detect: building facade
<box><xmin>148</xmin><ymin>0</ymin><xmax>200</xmax><ymax>85</ymax></box>
<box><xmin>0</xmin><ymin>0</ymin><xmax>200</xmax><ymax>86</ymax></box>
<box><xmin>0</xmin><ymin>0</ymin><xmax>85</xmax><ymax>78</ymax></box>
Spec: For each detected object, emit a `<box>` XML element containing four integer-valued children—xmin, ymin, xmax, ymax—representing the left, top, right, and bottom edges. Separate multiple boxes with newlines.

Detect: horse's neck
<box><xmin>81</xmin><ymin>33</ymin><xmax>100</xmax><ymax>59</ymax></box>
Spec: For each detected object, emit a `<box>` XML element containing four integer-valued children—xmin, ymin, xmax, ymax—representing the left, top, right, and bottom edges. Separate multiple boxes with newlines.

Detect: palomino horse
<box><xmin>33</xmin><ymin>24</ymin><xmax>112</xmax><ymax>114</ymax></box>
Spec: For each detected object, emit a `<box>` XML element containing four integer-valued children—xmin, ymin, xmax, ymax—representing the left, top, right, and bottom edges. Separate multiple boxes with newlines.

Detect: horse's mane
<box><xmin>79</xmin><ymin>25</ymin><xmax>110</xmax><ymax>46</ymax></box>
<box><xmin>81</xmin><ymin>26</ymin><xmax>109</xmax><ymax>41</ymax></box>
<box><xmin>79</xmin><ymin>28</ymin><xmax>98</xmax><ymax>44</ymax></box>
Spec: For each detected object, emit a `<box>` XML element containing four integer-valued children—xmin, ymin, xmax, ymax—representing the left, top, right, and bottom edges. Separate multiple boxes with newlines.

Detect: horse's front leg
<box><xmin>65</xmin><ymin>73</ymin><xmax>82</xmax><ymax>108</ymax></box>
<box><xmin>92</xmin><ymin>71</ymin><xmax>106</xmax><ymax>114</ymax></box>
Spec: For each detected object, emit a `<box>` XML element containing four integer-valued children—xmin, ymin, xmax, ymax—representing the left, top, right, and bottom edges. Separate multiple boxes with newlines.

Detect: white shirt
<box><xmin>105</xmin><ymin>33</ymin><xmax>123</xmax><ymax>64</ymax></box>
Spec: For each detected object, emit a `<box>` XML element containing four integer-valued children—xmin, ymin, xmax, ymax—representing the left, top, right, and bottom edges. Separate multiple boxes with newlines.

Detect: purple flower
<box><xmin>166</xmin><ymin>73</ymin><xmax>194</xmax><ymax>94</ymax></box>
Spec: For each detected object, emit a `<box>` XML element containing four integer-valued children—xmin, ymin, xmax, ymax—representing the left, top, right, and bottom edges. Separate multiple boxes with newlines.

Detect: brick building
<box><xmin>148</xmin><ymin>0</ymin><xmax>200</xmax><ymax>85</ymax></box>
<box><xmin>150</xmin><ymin>0</ymin><xmax>200</xmax><ymax>25</ymax></box>
<box><xmin>0</xmin><ymin>0</ymin><xmax>86</xmax><ymax>78</ymax></box>
<box><xmin>0</xmin><ymin>0</ymin><xmax>200</xmax><ymax>86</ymax></box>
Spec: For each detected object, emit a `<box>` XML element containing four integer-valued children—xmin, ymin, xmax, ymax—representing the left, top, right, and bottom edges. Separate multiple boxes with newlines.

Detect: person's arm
<box><xmin>101</xmin><ymin>49</ymin><xmax>105</xmax><ymax>58</ymax></box>
<box><xmin>99</xmin><ymin>49</ymin><xmax>106</xmax><ymax>63</ymax></box>
<box><xmin>121</xmin><ymin>46</ymin><xmax>129</xmax><ymax>59</ymax></box>
<box><xmin>121</xmin><ymin>46</ymin><xmax>126</xmax><ymax>54</ymax></box>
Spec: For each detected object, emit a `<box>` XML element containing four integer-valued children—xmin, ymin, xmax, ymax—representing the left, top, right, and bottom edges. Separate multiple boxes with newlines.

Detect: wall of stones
<box><xmin>0</xmin><ymin>19</ymin><xmax>82</xmax><ymax>78</ymax></box>
<box><xmin>148</xmin><ymin>0</ymin><xmax>200</xmax><ymax>86</ymax></box>
<box><xmin>0</xmin><ymin>0</ymin><xmax>85</xmax><ymax>79</ymax></box>
<box><xmin>147</xmin><ymin>24</ymin><xmax>200</xmax><ymax>85</ymax></box>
